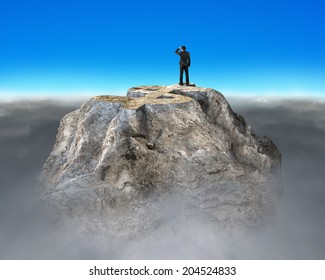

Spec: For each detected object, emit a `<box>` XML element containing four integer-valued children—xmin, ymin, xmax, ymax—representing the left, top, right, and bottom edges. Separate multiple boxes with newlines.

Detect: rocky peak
<box><xmin>40</xmin><ymin>85</ymin><xmax>282</xmax><ymax>239</ymax></box>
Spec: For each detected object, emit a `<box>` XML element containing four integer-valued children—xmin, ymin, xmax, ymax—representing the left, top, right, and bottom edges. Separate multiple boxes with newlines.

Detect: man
<box><xmin>175</xmin><ymin>46</ymin><xmax>191</xmax><ymax>86</ymax></box>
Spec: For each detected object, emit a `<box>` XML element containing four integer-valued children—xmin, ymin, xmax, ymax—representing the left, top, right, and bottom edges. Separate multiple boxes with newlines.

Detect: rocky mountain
<box><xmin>40</xmin><ymin>85</ymin><xmax>282</xmax><ymax>240</ymax></box>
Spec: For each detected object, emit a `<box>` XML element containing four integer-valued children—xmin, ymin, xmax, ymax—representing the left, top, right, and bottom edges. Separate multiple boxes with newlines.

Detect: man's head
<box><xmin>181</xmin><ymin>46</ymin><xmax>186</xmax><ymax>51</ymax></box>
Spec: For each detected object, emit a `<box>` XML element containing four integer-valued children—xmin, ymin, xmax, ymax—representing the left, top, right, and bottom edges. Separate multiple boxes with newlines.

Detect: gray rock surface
<box><xmin>40</xmin><ymin>85</ymin><xmax>282</xmax><ymax>239</ymax></box>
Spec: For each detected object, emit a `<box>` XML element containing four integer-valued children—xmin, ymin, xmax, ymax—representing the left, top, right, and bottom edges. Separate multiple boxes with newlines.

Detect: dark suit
<box><xmin>175</xmin><ymin>48</ymin><xmax>191</xmax><ymax>85</ymax></box>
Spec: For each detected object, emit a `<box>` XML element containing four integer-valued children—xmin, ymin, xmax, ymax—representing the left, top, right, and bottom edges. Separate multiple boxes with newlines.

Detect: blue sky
<box><xmin>0</xmin><ymin>0</ymin><xmax>324</xmax><ymax>98</ymax></box>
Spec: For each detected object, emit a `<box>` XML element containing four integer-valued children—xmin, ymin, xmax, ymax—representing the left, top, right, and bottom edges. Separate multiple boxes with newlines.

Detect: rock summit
<box><xmin>40</xmin><ymin>85</ymin><xmax>282</xmax><ymax>239</ymax></box>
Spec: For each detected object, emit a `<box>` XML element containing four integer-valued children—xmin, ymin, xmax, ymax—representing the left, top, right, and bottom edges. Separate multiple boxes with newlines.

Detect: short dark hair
<box><xmin>182</xmin><ymin>46</ymin><xmax>186</xmax><ymax>50</ymax></box>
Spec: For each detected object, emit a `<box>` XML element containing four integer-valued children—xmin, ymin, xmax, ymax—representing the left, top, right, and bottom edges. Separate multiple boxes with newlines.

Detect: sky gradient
<box><xmin>1</xmin><ymin>0</ymin><xmax>324</xmax><ymax>98</ymax></box>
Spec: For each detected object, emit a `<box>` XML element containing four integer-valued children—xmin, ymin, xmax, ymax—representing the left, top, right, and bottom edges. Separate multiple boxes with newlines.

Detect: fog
<box><xmin>0</xmin><ymin>97</ymin><xmax>325</xmax><ymax>259</ymax></box>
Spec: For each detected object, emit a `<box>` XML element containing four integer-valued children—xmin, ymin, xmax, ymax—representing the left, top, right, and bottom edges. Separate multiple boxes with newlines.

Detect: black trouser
<box><xmin>179</xmin><ymin>65</ymin><xmax>189</xmax><ymax>85</ymax></box>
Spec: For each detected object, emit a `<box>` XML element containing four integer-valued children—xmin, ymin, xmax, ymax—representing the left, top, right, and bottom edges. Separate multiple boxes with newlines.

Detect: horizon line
<box><xmin>1</xmin><ymin>87</ymin><xmax>325</xmax><ymax>103</ymax></box>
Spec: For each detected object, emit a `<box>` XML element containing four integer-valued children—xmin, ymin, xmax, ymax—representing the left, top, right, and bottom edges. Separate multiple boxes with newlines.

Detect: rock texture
<box><xmin>40</xmin><ymin>85</ymin><xmax>282</xmax><ymax>239</ymax></box>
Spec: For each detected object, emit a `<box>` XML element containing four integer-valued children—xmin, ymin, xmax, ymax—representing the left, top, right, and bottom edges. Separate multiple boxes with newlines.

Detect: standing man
<box><xmin>175</xmin><ymin>46</ymin><xmax>191</xmax><ymax>86</ymax></box>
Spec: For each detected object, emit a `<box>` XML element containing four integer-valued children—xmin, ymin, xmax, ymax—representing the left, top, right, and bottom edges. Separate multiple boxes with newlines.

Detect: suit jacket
<box><xmin>175</xmin><ymin>49</ymin><xmax>191</xmax><ymax>67</ymax></box>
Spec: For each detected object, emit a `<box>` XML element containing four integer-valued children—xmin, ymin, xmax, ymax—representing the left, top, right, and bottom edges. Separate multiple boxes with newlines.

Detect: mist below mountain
<box><xmin>1</xmin><ymin>96</ymin><xmax>324</xmax><ymax>259</ymax></box>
